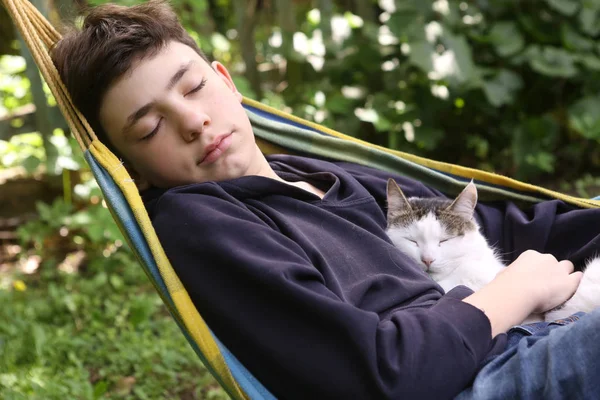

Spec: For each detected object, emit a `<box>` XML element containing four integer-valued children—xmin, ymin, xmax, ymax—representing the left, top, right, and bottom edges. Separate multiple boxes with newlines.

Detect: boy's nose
<box><xmin>181</xmin><ymin>118</ymin><xmax>209</xmax><ymax>142</ymax></box>
<box><xmin>179</xmin><ymin>107</ymin><xmax>211</xmax><ymax>142</ymax></box>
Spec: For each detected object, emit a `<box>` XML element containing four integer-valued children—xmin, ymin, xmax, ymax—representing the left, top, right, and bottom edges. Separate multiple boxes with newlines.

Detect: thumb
<box><xmin>568</xmin><ymin>271</ymin><xmax>584</xmax><ymax>292</ymax></box>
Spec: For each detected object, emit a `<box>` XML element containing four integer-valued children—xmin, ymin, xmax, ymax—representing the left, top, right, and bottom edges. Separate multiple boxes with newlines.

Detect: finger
<box><xmin>558</xmin><ymin>259</ymin><xmax>575</xmax><ymax>273</ymax></box>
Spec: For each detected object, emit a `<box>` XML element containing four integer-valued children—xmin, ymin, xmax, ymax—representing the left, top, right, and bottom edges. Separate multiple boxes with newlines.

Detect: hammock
<box><xmin>4</xmin><ymin>0</ymin><xmax>600</xmax><ymax>398</ymax></box>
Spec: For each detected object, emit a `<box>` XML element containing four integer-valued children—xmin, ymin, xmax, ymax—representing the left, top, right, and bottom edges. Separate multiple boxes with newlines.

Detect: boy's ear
<box><xmin>212</xmin><ymin>61</ymin><xmax>242</xmax><ymax>102</ymax></box>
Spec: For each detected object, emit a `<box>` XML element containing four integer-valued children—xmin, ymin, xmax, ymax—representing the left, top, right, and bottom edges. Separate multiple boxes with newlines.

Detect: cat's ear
<box><xmin>446</xmin><ymin>180</ymin><xmax>478</xmax><ymax>219</ymax></box>
<box><xmin>386</xmin><ymin>178</ymin><xmax>412</xmax><ymax>219</ymax></box>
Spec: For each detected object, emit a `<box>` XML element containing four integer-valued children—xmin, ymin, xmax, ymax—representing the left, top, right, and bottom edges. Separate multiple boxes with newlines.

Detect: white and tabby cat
<box><xmin>385</xmin><ymin>179</ymin><xmax>600</xmax><ymax>322</ymax></box>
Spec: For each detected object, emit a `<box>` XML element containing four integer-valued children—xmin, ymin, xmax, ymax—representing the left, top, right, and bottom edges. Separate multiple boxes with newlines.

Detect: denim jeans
<box><xmin>456</xmin><ymin>310</ymin><xmax>599</xmax><ymax>400</ymax></box>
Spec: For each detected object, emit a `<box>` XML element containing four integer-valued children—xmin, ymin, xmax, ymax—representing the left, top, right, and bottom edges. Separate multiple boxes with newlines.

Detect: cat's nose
<box><xmin>421</xmin><ymin>257</ymin><xmax>435</xmax><ymax>268</ymax></box>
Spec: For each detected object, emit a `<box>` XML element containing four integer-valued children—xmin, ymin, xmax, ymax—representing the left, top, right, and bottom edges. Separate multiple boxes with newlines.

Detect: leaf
<box><xmin>489</xmin><ymin>22</ymin><xmax>525</xmax><ymax>57</ymax></box>
<box><xmin>86</xmin><ymin>224</ymin><xmax>105</xmax><ymax>243</ymax></box>
<box><xmin>408</xmin><ymin>41</ymin><xmax>434</xmax><ymax>73</ymax></box>
<box><xmin>576</xmin><ymin>54</ymin><xmax>600</xmax><ymax>71</ymax></box>
<box><xmin>482</xmin><ymin>69</ymin><xmax>523</xmax><ymax>107</ymax></box>
<box><xmin>414</xmin><ymin>127</ymin><xmax>444</xmax><ymax>150</ymax></box>
<box><xmin>387</xmin><ymin>6</ymin><xmax>427</xmax><ymax>42</ymax></box>
<box><xmin>55</xmin><ymin>155</ymin><xmax>81</xmax><ymax>172</ymax></box>
<box><xmin>129</xmin><ymin>297</ymin><xmax>156</xmax><ymax>328</ymax></box>
<box><xmin>110</xmin><ymin>274</ymin><xmax>124</xmax><ymax>290</ymax></box>
<box><xmin>327</xmin><ymin>93</ymin><xmax>355</xmax><ymax>114</ymax></box>
<box><xmin>36</xmin><ymin>201</ymin><xmax>53</xmax><ymax>221</ymax></box>
<box><xmin>64</xmin><ymin>294</ymin><xmax>78</xmax><ymax>313</ymax></box>
<box><xmin>579</xmin><ymin>4</ymin><xmax>600</xmax><ymax>36</ymax></box>
<box><xmin>546</xmin><ymin>0</ymin><xmax>580</xmax><ymax>15</ymax></box>
<box><xmin>70</xmin><ymin>211</ymin><xmax>92</xmax><ymax>227</ymax></box>
<box><xmin>32</xmin><ymin>324</ymin><xmax>46</xmax><ymax>359</ymax></box>
<box><xmin>93</xmin><ymin>381</ymin><xmax>109</xmax><ymax>399</ymax></box>
<box><xmin>525</xmin><ymin>152</ymin><xmax>556</xmax><ymax>173</ymax></box>
<box><xmin>512</xmin><ymin>116</ymin><xmax>560</xmax><ymax>179</ymax></box>
<box><xmin>561</xmin><ymin>25</ymin><xmax>594</xmax><ymax>51</ymax></box>
<box><xmin>569</xmin><ymin>96</ymin><xmax>600</xmax><ymax>140</ymax></box>
<box><xmin>527</xmin><ymin>46</ymin><xmax>578</xmax><ymax>77</ymax></box>
<box><xmin>442</xmin><ymin>33</ymin><xmax>478</xmax><ymax>84</ymax></box>
<box><xmin>21</xmin><ymin>154</ymin><xmax>41</xmax><ymax>174</ymax></box>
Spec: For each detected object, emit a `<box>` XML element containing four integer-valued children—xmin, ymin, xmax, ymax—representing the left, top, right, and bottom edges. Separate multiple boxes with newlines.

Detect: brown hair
<box><xmin>51</xmin><ymin>0</ymin><xmax>210</xmax><ymax>158</ymax></box>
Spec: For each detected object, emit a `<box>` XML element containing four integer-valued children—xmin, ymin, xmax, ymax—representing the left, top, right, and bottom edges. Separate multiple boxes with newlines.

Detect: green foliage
<box><xmin>208</xmin><ymin>0</ymin><xmax>599</xmax><ymax>182</ymax></box>
<box><xmin>0</xmin><ymin>132</ymin><xmax>44</xmax><ymax>172</ymax></box>
<box><xmin>3</xmin><ymin>142</ymin><xmax>226</xmax><ymax>397</ymax></box>
<box><xmin>0</xmin><ymin>260</ymin><xmax>226</xmax><ymax>399</ymax></box>
<box><xmin>0</xmin><ymin>55</ymin><xmax>31</xmax><ymax>116</ymax></box>
<box><xmin>3</xmin><ymin>176</ymin><xmax>226</xmax><ymax>398</ymax></box>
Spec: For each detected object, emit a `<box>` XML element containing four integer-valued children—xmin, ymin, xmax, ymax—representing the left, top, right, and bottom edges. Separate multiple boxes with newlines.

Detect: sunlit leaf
<box><xmin>0</xmin><ymin>55</ymin><xmax>27</xmax><ymax>74</ymax></box>
<box><xmin>442</xmin><ymin>33</ymin><xmax>478</xmax><ymax>84</ymax></box>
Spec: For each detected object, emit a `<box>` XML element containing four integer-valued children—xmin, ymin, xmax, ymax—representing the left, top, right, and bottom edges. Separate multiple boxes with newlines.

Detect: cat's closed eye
<box><xmin>406</xmin><ymin>238</ymin><xmax>419</xmax><ymax>247</ymax></box>
<box><xmin>439</xmin><ymin>236</ymin><xmax>461</xmax><ymax>246</ymax></box>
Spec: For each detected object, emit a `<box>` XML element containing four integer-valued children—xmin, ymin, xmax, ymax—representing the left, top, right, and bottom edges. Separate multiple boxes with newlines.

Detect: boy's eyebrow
<box><xmin>122</xmin><ymin>60</ymin><xmax>196</xmax><ymax>135</ymax></box>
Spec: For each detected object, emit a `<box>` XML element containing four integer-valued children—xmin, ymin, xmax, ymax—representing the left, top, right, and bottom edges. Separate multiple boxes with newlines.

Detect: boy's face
<box><xmin>99</xmin><ymin>41</ymin><xmax>262</xmax><ymax>189</ymax></box>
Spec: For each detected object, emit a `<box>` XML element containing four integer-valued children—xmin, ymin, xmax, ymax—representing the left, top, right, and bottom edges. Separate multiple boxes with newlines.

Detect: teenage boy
<box><xmin>52</xmin><ymin>2</ymin><xmax>600</xmax><ymax>398</ymax></box>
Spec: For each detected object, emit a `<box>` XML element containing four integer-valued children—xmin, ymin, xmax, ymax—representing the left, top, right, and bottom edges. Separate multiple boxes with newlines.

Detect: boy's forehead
<box><xmin>126</xmin><ymin>42</ymin><xmax>203</xmax><ymax>84</ymax></box>
<box><xmin>99</xmin><ymin>42</ymin><xmax>208</xmax><ymax>133</ymax></box>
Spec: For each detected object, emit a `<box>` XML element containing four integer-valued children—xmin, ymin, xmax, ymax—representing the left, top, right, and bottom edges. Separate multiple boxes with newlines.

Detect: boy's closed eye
<box><xmin>139</xmin><ymin>78</ymin><xmax>208</xmax><ymax>141</ymax></box>
<box><xmin>185</xmin><ymin>78</ymin><xmax>206</xmax><ymax>97</ymax></box>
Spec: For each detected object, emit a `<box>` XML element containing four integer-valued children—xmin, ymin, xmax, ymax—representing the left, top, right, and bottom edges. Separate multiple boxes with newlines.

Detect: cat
<box><xmin>385</xmin><ymin>178</ymin><xmax>600</xmax><ymax>323</ymax></box>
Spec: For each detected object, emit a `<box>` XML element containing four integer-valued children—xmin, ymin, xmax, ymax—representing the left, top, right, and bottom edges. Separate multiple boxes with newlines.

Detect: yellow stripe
<box><xmin>88</xmin><ymin>140</ymin><xmax>249</xmax><ymax>400</ymax></box>
<box><xmin>243</xmin><ymin>97</ymin><xmax>600</xmax><ymax>209</ymax></box>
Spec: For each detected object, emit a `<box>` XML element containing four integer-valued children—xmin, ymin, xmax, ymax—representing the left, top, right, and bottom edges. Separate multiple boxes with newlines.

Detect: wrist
<box><xmin>463</xmin><ymin>278</ymin><xmax>535</xmax><ymax>337</ymax></box>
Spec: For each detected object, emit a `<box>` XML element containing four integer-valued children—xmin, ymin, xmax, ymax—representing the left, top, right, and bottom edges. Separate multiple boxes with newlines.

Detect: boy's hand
<box><xmin>497</xmin><ymin>250</ymin><xmax>583</xmax><ymax>314</ymax></box>
<box><xmin>463</xmin><ymin>250</ymin><xmax>582</xmax><ymax>337</ymax></box>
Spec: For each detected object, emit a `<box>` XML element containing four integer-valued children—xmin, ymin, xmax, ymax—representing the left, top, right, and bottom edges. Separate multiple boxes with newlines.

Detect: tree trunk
<box><xmin>233</xmin><ymin>0</ymin><xmax>263</xmax><ymax>99</ymax></box>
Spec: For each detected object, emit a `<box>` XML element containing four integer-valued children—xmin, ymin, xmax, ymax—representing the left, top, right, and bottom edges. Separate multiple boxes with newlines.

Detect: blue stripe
<box><xmin>85</xmin><ymin>151</ymin><xmax>173</xmax><ymax>304</ymax></box>
<box><xmin>244</xmin><ymin>104</ymin><xmax>323</xmax><ymax>134</ymax></box>
<box><xmin>216</xmin><ymin>337</ymin><xmax>277</xmax><ymax>400</ymax></box>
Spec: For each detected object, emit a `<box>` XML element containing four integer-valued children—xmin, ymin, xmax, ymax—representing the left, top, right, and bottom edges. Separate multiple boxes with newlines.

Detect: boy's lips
<box><xmin>198</xmin><ymin>133</ymin><xmax>232</xmax><ymax>165</ymax></box>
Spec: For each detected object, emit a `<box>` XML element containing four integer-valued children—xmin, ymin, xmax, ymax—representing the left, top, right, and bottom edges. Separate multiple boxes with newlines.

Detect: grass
<box><xmin>0</xmin><ymin>249</ymin><xmax>227</xmax><ymax>400</ymax></box>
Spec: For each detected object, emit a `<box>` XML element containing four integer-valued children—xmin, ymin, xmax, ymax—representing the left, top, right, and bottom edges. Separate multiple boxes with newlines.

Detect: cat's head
<box><xmin>385</xmin><ymin>179</ymin><xmax>481</xmax><ymax>274</ymax></box>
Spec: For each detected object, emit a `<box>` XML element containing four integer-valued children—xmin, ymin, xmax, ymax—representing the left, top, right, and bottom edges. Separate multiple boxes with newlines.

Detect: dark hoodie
<box><xmin>142</xmin><ymin>155</ymin><xmax>600</xmax><ymax>399</ymax></box>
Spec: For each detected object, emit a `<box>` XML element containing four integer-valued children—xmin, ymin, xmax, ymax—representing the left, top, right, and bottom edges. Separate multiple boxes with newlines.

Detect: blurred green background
<box><xmin>1</xmin><ymin>0</ymin><xmax>599</xmax><ymax>398</ymax></box>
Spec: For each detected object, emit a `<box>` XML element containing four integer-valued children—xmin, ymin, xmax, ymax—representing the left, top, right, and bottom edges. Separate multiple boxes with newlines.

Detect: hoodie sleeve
<box><xmin>152</xmin><ymin>191</ymin><xmax>503</xmax><ymax>400</ymax></box>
